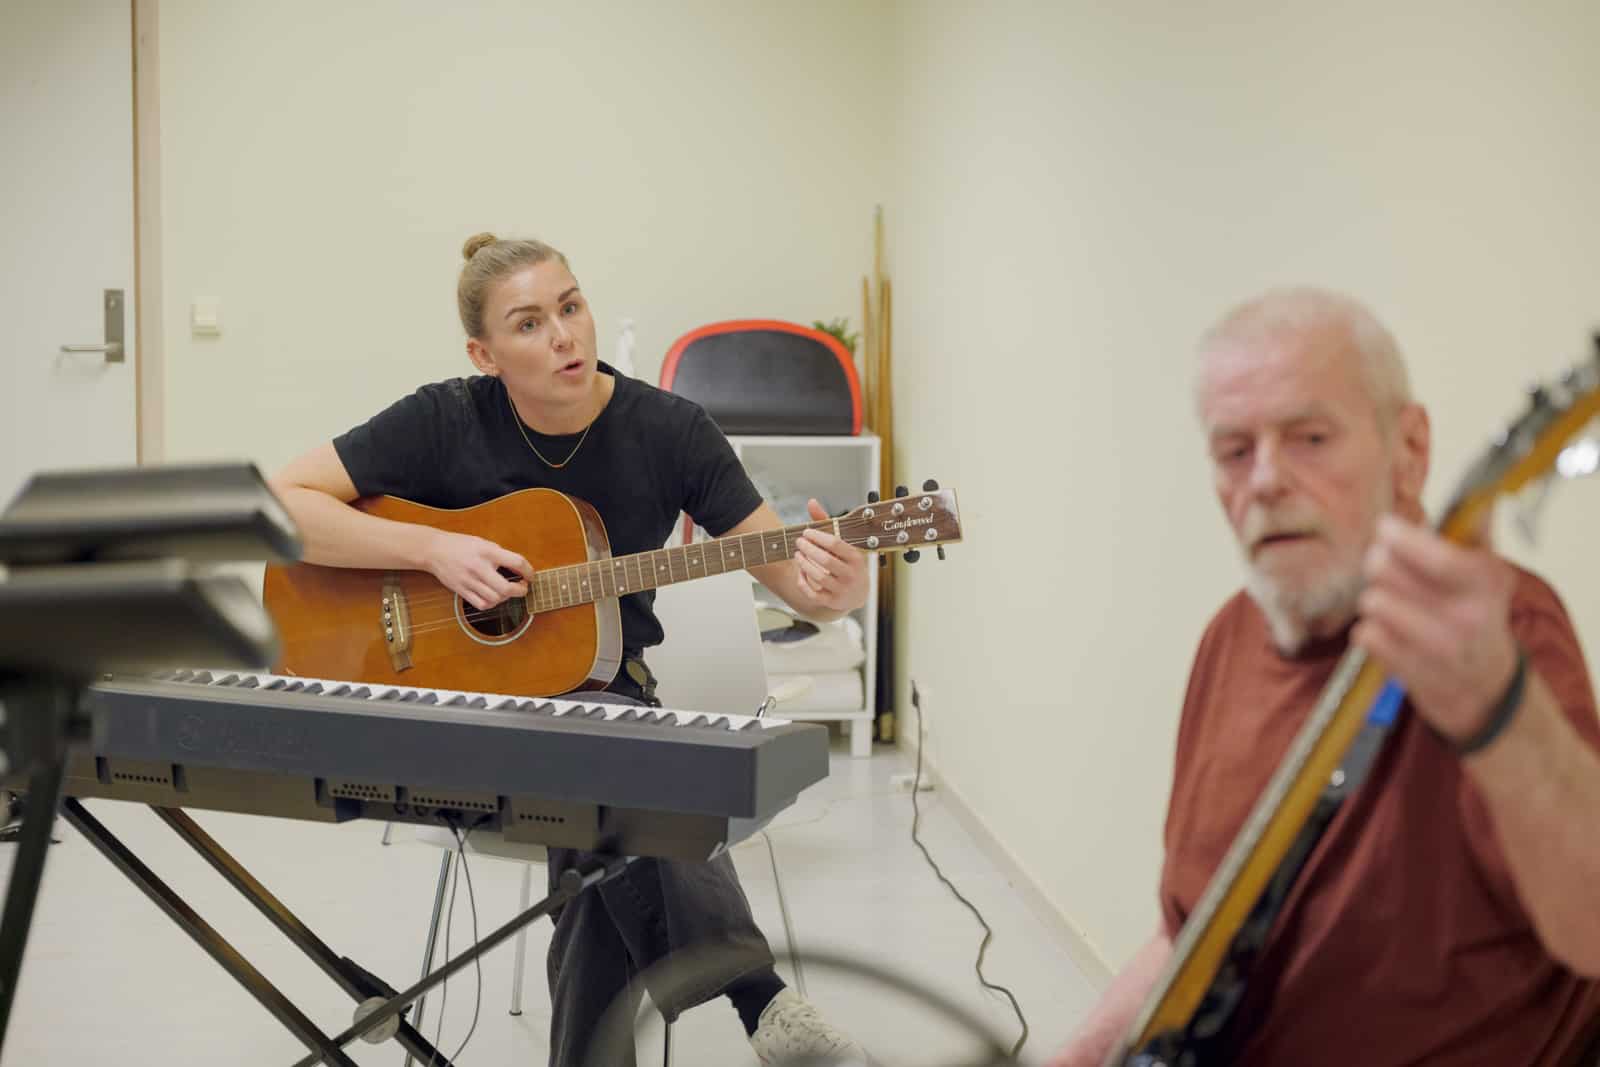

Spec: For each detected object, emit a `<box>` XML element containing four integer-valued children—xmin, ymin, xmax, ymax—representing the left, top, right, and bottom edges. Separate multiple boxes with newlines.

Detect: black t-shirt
<box><xmin>331</xmin><ymin>363</ymin><xmax>763</xmax><ymax>654</ymax></box>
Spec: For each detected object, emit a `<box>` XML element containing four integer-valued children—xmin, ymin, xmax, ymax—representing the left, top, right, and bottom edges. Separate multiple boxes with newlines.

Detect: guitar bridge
<box><xmin>381</xmin><ymin>576</ymin><xmax>413</xmax><ymax>672</ymax></box>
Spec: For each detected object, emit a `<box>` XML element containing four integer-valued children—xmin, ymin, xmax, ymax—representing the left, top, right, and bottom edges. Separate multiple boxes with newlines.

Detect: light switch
<box><xmin>191</xmin><ymin>300</ymin><xmax>221</xmax><ymax>336</ymax></box>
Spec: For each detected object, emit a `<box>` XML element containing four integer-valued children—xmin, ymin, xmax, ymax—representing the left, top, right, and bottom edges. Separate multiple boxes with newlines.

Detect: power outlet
<box><xmin>896</xmin><ymin>677</ymin><xmax>936</xmax><ymax>792</ymax></box>
<box><xmin>910</xmin><ymin>678</ymin><xmax>932</xmax><ymax>744</ymax></box>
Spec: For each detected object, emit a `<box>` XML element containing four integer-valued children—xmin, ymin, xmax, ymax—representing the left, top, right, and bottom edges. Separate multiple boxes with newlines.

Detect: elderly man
<box><xmin>1050</xmin><ymin>289</ymin><xmax>1600</xmax><ymax>1066</ymax></box>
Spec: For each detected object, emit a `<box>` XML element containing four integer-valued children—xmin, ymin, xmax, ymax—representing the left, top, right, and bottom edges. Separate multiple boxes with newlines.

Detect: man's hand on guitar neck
<box><xmin>1354</xmin><ymin>514</ymin><xmax>1521</xmax><ymax>745</ymax></box>
<box><xmin>421</xmin><ymin>529</ymin><xmax>532</xmax><ymax>612</ymax></box>
<box><xmin>1354</xmin><ymin>512</ymin><xmax>1600</xmax><ymax>977</ymax></box>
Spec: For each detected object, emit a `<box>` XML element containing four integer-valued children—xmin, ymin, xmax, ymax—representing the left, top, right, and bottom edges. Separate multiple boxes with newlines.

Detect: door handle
<box><xmin>59</xmin><ymin>289</ymin><xmax>125</xmax><ymax>363</ymax></box>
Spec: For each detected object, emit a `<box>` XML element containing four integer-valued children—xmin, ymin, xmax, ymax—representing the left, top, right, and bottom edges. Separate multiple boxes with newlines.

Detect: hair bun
<box><xmin>462</xmin><ymin>232</ymin><xmax>498</xmax><ymax>260</ymax></box>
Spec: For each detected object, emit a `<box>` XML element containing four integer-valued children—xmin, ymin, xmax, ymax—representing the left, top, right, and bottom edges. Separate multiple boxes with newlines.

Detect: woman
<box><xmin>270</xmin><ymin>233</ymin><xmax>870</xmax><ymax>1066</ymax></box>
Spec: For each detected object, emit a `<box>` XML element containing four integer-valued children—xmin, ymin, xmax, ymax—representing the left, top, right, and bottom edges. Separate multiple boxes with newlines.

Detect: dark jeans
<box><xmin>543</xmin><ymin>679</ymin><xmax>777</xmax><ymax>1067</ymax></box>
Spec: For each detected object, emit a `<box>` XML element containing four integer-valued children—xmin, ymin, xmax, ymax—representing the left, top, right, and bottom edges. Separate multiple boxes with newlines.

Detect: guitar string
<box><xmin>382</xmin><ymin>533</ymin><xmax>852</xmax><ymax>637</ymax></box>
<box><xmin>334</xmin><ymin>504</ymin><xmax>949</xmax><ymax>641</ymax></box>
<box><xmin>353</xmin><ymin>500</ymin><xmax>949</xmax><ymax>623</ymax></box>
<box><xmin>381</xmin><ymin>519</ymin><xmax>883</xmax><ymax>622</ymax></box>
<box><xmin>389</xmin><ymin>523</ymin><xmax>841</xmax><ymax>618</ymax></box>
<box><xmin>384</xmin><ymin>529</ymin><xmax>893</xmax><ymax>638</ymax></box>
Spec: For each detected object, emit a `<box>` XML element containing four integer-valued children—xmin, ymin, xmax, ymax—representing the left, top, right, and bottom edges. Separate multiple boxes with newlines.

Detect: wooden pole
<box><xmin>861</xmin><ymin>275</ymin><xmax>875</xmax><ymax>429</ymax></box>
<box><xmin>872</xmin><ymin>209</ymin><xmax>896</xmax><ymax>741</ymax></box>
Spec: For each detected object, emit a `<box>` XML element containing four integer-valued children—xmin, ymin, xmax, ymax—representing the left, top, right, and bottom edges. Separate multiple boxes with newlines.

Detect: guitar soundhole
<box><xmin>458</xmin><ymin>567</ymin><xmax>533</xmax><ymax>642</ymax></box>
<box><xmin>466</xmin><ymin>598</ymin><xmax>527</xmax><ymax>638</ymax></box>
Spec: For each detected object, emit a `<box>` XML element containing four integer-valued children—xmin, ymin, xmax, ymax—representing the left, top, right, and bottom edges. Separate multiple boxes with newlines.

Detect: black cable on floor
<box><xmin>910</xmin><ymin>682</ymin><xmax>1029</xmax><ymax>1060</ymax></box>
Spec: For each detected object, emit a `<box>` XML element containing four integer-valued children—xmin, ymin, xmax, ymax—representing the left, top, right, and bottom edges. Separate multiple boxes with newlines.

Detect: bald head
<box><xmin>1196</xmin><ymin>287</ymin><xmax>1413</xmax><ymax>434</ymax></box>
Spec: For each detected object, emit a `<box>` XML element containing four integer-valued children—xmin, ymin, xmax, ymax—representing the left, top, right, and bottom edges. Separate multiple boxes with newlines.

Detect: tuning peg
<box><xmin>866</xmin><ymin>490</ymin><xmax>879</xmax><ymax>504</ymax></box>
<box><xmin>1513</xmin><ymin>474</ymin><xmax>1556</xmax><ymax>546</ymax></box>
<box><xmin>878</xmin><ymin>555</ymin><xmax>888</xmax><ymax>569</ymax></box>
<box><xmin>1529</xmin><ymin>384</ymin><xmax>1550</xmax><ymax>409</ymax></box>
<box><xmin>895</xmin><ymin>484</ymin><xmax>909</xmax><ymax>499</ymax></box>
<box><xmin>903</xmin><ymin>549</ymin><xmax>921</xmax><ymax>563</ymax></box>
<box><xmin>936</xmin><ymin>546</ymin><xmax>946</xmax><ymax>561</ymax></box>
<box><xmin>922</xmin><ymin>478</ymin><xmax>939</xmax><ymax>491</ymax></box>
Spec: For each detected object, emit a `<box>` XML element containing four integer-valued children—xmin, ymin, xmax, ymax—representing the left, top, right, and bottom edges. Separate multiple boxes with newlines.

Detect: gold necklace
<box><xmin>505</xmin><ymin>384</ymin><xmax>594</xmax><ymax>469</ymax></box>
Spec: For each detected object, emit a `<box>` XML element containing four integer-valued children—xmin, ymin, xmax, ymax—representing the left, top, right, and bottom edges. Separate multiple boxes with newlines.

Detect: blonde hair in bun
<box><xmin>462</xmin><ymin>232</ymin><xmax>500</xmax><ymax>260</ymax></box>
<box><xmin>456</xmin><ymin>234</ymin><xmax>571</xmax><ymax>338</ymax></box>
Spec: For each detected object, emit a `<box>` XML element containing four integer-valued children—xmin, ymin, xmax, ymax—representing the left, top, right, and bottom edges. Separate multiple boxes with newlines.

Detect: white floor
<box><xmin>0</xmin><ymin>738</ymin><xmax>1101</xmax><ymax>1065</ymax></box>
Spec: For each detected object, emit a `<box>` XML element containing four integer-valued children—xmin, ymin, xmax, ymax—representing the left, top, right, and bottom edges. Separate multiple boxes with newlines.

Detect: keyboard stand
<box><xmin>0</xmin><ymin>678</ymin><xmax>78</xmax><ymax>1047</ymax></box>
<box><xmin>58</xmin><ymin>799</ymin><xmax>633</xmax><ymax>1066</ymax></box>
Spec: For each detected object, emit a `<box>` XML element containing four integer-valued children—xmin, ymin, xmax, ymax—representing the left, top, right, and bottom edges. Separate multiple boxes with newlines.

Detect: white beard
<box><xmin>1245</xmin><ymin>563</ymin><xmax>1365</xmax><ymax>656</ymax></box>
<box><xmin>1239</xmin><ymin>469</ymin><xmax>1394</xmax><ymax>656</ymax></box>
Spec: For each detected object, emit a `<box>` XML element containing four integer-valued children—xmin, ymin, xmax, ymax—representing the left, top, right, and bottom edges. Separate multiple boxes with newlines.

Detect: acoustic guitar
<box><xmin>263</xmin><ymin>483</ymin><xmax>962</xmax><ymax>697</ymax></box>
<box><xmin>1108</xmin><ymin>343</ymin><xmax>1600</xmax><ymax>1065</ymax></box>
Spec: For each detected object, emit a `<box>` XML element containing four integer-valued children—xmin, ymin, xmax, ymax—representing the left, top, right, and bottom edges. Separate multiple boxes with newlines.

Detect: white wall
<box><xmin>156</xmin><ymin>0</ymin><xmax>891</xmax><ymax>472</ymax></box>
<box><xmin>886</xmin><ymin>0</ymin><xmax>1600</xmax><ymax>972</ymax></box>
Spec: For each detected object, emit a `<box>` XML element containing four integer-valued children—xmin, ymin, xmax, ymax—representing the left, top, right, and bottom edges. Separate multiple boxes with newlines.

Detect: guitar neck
<box><xmin>1117</xmin><ymin>645</ymin><xmax>1383</xmax><ymax>1059</ymax></box>
<box><xmin>524</xmin><ymin>518</ymin><xmax>836</xmax><ymax>611</ymax></box>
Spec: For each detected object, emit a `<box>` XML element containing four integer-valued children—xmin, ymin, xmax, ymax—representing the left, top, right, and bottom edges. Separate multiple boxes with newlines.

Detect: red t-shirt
<box><xmin>1160</xmin><ymin>568</ymin><xmax>1600</xmax><ymax>1065</ymax></box>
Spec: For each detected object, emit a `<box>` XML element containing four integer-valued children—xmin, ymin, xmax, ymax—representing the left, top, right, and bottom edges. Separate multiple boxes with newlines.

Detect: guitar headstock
<box><xmin>1442</xmin><ymin>337</ymin><xmax>1600</xmax><ymax>541</ymax></box>
<box><xmin>836</xmin><ymin>480</ymin><xmax>962</xmax><ymax>562</ymax></box>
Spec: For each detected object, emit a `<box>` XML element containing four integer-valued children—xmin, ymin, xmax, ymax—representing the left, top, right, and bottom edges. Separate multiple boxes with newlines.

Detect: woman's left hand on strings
<box><xmin>792</xmin><ymin>498</ymin><xmax>871</xmax><ymax>613</ymax></box>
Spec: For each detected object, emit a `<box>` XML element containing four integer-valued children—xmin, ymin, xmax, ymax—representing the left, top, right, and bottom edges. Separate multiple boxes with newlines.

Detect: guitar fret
<box><xmin>527</xmin><ymin>518</ymin><xmax>845</xmax><ymax>613</ymax></box>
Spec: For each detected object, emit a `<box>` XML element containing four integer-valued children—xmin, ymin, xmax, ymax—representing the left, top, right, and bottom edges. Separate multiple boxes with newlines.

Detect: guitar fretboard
<box><xmin>525</xmin><ymin>520</ymin><xmax>834</xmax><ymax>612</ymax></box>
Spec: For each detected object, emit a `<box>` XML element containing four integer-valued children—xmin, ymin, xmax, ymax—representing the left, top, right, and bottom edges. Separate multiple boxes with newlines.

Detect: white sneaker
<box><xmin>748</xmin><ymin>988</ymin><xmax>869</xmax><ymax>1066</ymax></box>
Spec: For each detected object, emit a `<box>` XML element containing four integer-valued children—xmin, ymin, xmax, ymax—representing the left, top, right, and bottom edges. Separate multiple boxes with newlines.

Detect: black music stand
<box><xmin>0</xmin><ymin>463</ymin><xmax>295</xmax><ymax>1055</ymax></box>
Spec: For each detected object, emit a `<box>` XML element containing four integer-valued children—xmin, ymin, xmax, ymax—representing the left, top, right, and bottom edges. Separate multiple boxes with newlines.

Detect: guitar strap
<box><xmin>621</xmin><ymin>654</ymin><xmax>661</xmax><ymax>706</ymax></box>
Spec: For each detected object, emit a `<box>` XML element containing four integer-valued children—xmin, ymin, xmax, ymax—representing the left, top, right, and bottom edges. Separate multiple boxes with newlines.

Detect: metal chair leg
<box><xmin>761</xmin><ymin>830</ymin><xmax>806</xmax><ymax>997</ymax></box>
<box><xmin>510</xmin><ymin>862</ymin><xmax>534</xmax><ymax>1016</ymax></box>
<box><xmin>663</xmin><ymin>1018</ymin><xmax>674</xmax><ymax>1067</ymax></box>
<box><xmin>402</xmin><ymin>852</ymin><xmax>453</xmax><ymax>1067</ymax></box>
<box><xmin>381</xmin><ymin>822</ymin><xmax>394</xmax><ymax>846</ymax></box>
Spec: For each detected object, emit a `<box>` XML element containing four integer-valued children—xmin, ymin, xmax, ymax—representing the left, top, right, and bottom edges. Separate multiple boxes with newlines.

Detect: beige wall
<box><xmin>886</xmin><ymin>1</ymin><xmax>1600</xmax><ymax>971</ymax></box>
<box><xmin>156</xmin><ymin>0</ymin><xmax>891</xmax><ymax>472</ymax></box>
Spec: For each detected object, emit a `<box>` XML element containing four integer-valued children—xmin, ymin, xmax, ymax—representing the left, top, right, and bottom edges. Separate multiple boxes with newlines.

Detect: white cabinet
<box><xmin>683</xmin><ymin>433</ymin><xmax>880</xmax><ymax>757</ymax></box>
